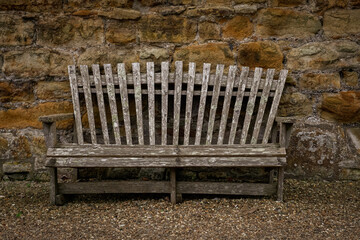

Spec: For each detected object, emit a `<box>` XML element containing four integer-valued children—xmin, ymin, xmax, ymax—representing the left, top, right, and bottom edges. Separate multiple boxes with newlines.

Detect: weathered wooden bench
<box><xmin>39</xmin><ymin>61</ymin><xmax>294</xmax><ymax>205</ymax></box>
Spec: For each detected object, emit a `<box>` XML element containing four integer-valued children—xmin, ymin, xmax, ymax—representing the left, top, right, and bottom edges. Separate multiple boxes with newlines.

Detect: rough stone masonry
<box><xmin>0</xmin><ymin>0</ymin><xmax>359</xmax><ymax>181</ymax></box>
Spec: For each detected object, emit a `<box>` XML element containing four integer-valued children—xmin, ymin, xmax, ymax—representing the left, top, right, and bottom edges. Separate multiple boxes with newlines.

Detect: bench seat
<box><xmin>46</xmin><ymin>144</ymin><xmax>286</xmax><ymax>168</ymax></box>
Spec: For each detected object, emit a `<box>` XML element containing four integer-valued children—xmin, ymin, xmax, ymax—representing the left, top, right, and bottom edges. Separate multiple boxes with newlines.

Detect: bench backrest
<box><xmin>68</xmin><ymin>62</ymin><xmax>288</xmax><ymax>146</ymax></box>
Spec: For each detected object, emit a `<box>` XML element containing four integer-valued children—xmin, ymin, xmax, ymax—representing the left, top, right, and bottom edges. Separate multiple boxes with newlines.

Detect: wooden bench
<box><xmin>39</xmin><ymin>61</ymin><xmax>294</xmax><ymax>205</ymax></box>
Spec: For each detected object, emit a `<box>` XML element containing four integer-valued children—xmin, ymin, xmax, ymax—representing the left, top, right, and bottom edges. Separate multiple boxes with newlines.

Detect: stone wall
<box><xmin>0</xmin><ymin>0</ymin><xmax>359</xmax><ymax>180</ymax></box>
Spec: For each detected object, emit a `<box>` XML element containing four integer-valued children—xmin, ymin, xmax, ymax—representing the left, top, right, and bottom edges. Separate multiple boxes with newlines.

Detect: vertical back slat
<box><xmin>262</xmin><ymin>69</ymin><xmax>288</xmax><ymax>144</ymax></box>
<box><xmin>173</xmin><ymin>61</ymin><xmax>183</xmax><ymax>145</ymax></box>
<box><xmin>228</xmin><ymin>67</ymin><xmax>249</xmax><ymax>145</ymax></box>
<box><xmin>132</xmin><ymin>63</ymin><xmax>144</xmax><ymax>145</ymax></box>
<box><xmin>206</xmin><ymin>64</ymin><xmax>224</xmax><ymax>145</ymax></box>
<box><xmin>195</xmin><ymin>63</ymin><xmax>211</xmax><ymax>145</ymax></box>
<box><xmin>93</xmin><ymin>64</ymin><xmax>110</xmax><ymax>144</ymax></box>
<box><xmin>217</xmin><ymin>65</ymin><xmax>236</xmax><ymax>145</ymax></box>
<box><xmin>68</xmin><ymin>65</ymin><xmax>84</xmax><ymax>144</ymax></box>
<box><xmin>161</xmin><ymin>62</ymin><xmax>169</xmax><ymax>145</ymax></box>
<box><xmin>183</xmin><ymin>62</ymin><xmax>196</xmax><ymax>146</ymax></box>
<box><xmin>80</xmin><ymin>65</ymin><xmax>97</xmax><ymax>144</ymax></box>
<box><xmin>240</xmin><ymin>67</ymin><xmax>263</xmax><ymax>145</ymax></box>
<box><xmin>117</xmin><ymin>63</ymin><xmax>132</xmax><ymax>145</ymax></box>
<box><xmin>147</xmin><ymin>62</ymin><xmax>156</xmax><ymax>145</ymax></box>
<box><xmin>104</xmin><ymin>64</ymin><xmax>121</xmax><ymax>145</ymax></box>
<box><xmin>250</xmin><ymin>69</ymin><xmax>275</xmax><ymax>144</ymax></box>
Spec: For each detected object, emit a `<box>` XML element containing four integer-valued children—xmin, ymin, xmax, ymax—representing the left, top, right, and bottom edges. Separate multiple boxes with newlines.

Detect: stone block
<box><xmin>321</xmin><ymin>91</ymin><xmax>360</xmax><ymax>123</ymax></box>
<box><xmin>64</xmin><ymin>0</ymin><xmax>132</xmax><ymax>10</ymax></box>
<box><xmin>185</xmin><ymin>7</ymin><xmax>234</xmax><ymax>17</ymax></box>
<box><xmin>37</xmin><ymin>16</ymin><xmax>103</xmax><ymax>48</ymax></box>
<box><xmin>139</xmin><ymin>46</ymin><xmax>170</xmax><ymax>71</ymax></box>
<box><xmin>35</xmin><ymin>81</ymin><xmax>71</xmax><ymax>100</ymax></box>
<box><xmin>313</xmin><ymin>0</ymin><xmax>348</xmax><ymax>11</ymax></box>
<box><xmin>0</xmin><ymin>14</ymin><xmax>34</xmax><ymax>46</ymax></box>
<box><xmin>139</xmin><ymin>15</ymin><xmax>196</xmax><ymax>43</ymax></box>
<box><xmin>106</xmin><ymin>20</ymin><xmax>137</xmax><ymax>45</ymax></box>
<box><xmin>0</xmin><ymin>82</ymin><xmax>35</xmax><ymax>103</ymax></box>
<box><xmin>3</xmin><ymin>162</ymin><xmax>32</xmax><ymax>174</ymax></box>
<box><xmin>237</xmin><ymin>41</ymin><xmax>283</xmax><ymax>69</ymax></box>
<box><xmin>300</xmin><ymin>73</ymin><xmax>340</xmax><ymax>90</ymax></box>
<box><xmin>256</xmin><ymin>9</ymin><xmax>321</xmax><ymax>38</ymax></box>
<box><xmin>205</xmin><ymin>0</ymin><xmax>232</xmax><ymax>6</ymax></box>
<box><xmin>78</xmin><ymin>47</ymin><xmax>139</xmax><ymax>73</ymax></box>
<box><xmin>342</xmin><ymin>71</ymin><xmax>358</xmax><ymax>87</ymax></box>
<box><xmin>0</xmin><ymin>101</ymin><xmax>73</xmax><ymax>129</ymax></box>
<box><xmin>271</xmin><ymin>0</ymin><xmax>306</xmax><ymax>6</ymax></box>
<box><xmin>97</xmin><ymin>8</ymin><xmax>141</xmax><ymax>20</ymax></box>
<box><xmin>140</xmin><ymin>0</ymin><xmax>166</xmax><ymax>6</ymax></box>
<box><xmin>324</xmin><ymin>9</ymin><xmax>360</xmax><ymax>38</ymax></box>
<box><xmin>0</xmin><ymin>136</ymin><xmax>8</xmax><ymax>155</ymax></box>
<box><xmin>287</xmin><ymin>125</ymin><xmax>342</xmax><ymax>179</ymax></box>
<box><xmin>234</xmin><ymin>4</ymin><xmax>258</xmax><ymax>14</ymax></box>
<box><xmin>151</xmin><ymin>6</ymin><xmax>186</xmax><ymax>15</ymax></box>
<box><xmin>287</xmin><ymin>41</ymin><xmax>360</xmax><ymax>71</ymax></box>
<box><xmin>173</xmin><ymin>43</ymin><xmax>234</xmax><ymax>72</ymax></box>
<box><xmin>278</xmin><ymin>92</ymin><xmax>312</xmax><ymax>117</ymax></box>
<box><xmin>234</xmin><ymin>0</ymin><xmax>266</xmax><ymax>3</ymax></box>
<box><xmin>222</xmin><ymin>16</ymin><xmax>253</xmax><ymax>40</ymax></box>
<box><xmin>0</xmin><ymin>0</ymin><xmax>62</xmax><ymax>11</ymax></box>
<box><xmin>198</xmin><ymin>22</ymin><xmax>221</xmax><ymax>41</ymax></box>
<box><xmin>3</xmin><ymin>49</ymin><xmax>73</xmax><ymax>77</ymax></box>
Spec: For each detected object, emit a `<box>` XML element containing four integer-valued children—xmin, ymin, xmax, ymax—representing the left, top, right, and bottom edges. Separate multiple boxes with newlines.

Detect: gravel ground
<box><xmin>0</xmin><ymin>179</ymin><xmax>359</xmax><ymax>240</ymax></box>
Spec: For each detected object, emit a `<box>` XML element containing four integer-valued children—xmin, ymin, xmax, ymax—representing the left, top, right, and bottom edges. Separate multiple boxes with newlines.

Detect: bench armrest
<box><xmin>275</xmin><ymin>117</ymin><xmax>299</xmax><ymax>148</ymax></box>
<box><xmin>39</xmin><ymin>113</ymin><xmax>74</xmax><ymax>123</ymax></box>
<box><xmin>39</xmin><ymin>113</ymin><xmax>74</xmax><ymax>148</ymax></box>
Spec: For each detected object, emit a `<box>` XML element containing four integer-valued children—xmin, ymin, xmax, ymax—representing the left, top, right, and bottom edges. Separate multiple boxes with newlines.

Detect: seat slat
<box><xmin>195</xmin><ymin>63</ymin><xmax>211</xmax><ymax>145</ymax></box>
<box><xmin>262</xmin><ymin>69</ymin><xmax>288</xmax><ymax>144</ymax></box>
<box><xmin>206</xmin><ymin>64</ymin><xmax>224</xmax><ymax>145</ymax></box>
<box><xmin>251</xmin><ymin>69</ymin><xmax>275</xmax><ymax>144</ymax></box>
<box><xmin>104</xmin><ymin>64</ymin><xmax>121</xmax><ymax>145</ymax></box>
<box><xmin>48</xmin><ymin>145</ymin><xmax>286</xmax><ymax>157</ymax></box>
<box><xmin>217</xmin><ymin>65</ymin><xmax>236</xmax><ymax>145</ymax></box>
<box><xmin>161</xmin><ymin>62</ymin><xmax>169</xmax><ymax>145</ymax></box>
<box><xmin>132</xmin><ymin>63</ymin><xmax>144</xmax><ymax>145</ymax></box>
<box><xmin>240</xmin><ymin>67</ymin><xmax>263</xmax><ymax>145</ymax></box>
<box><xmin>173</xmin><ymin>61</ymin><xmax>183</xmax><ymax>145</ymax></box>
<box><xmin>183</xmin><ymin>62</ymin><xmax>196</xmax><ymax>145</ymax></box>
<box><xmin>68</xmin><ymin>65</ymin><xmax>84</xmax><ymax>144</ymax></box>
<box><xmin>93</xmin><ymin>64</ymin><xmax>110</xmax><ymax>144</ymax></box>
<box><xmin>117</xmin><ymin>63</ymin><xmax>132</xmax><ymax>145</ymax></box>
<box><xmin>147</xmin><ymin>62</ymin><xmax>156</xmax><ymax>145</ymax></box>
<box><xmin>80</xmin><ymin>65</ymin><xmax>97</xmax><ymax>144</ymax></box>
<box><xmin>47</xmin><ymin>156</ymin><xmax>285</xmax><ymax>168</ymax></box>
<box><xmin>228</xmin><ymin>67</ymin><xmax>249</xmax><ymax>145</ymax></box>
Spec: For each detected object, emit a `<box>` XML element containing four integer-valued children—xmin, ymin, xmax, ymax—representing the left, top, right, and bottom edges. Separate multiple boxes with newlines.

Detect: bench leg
<box><xmin>269</xmin><ymin>169</ymin><xmax>275</xmax><ymax>184</ymax></box>
<box><xmin>170</xmin><ymin>168</ymin><xmax>181</xmax><ymax>204</ymax></box>
<box><xmin>49</xmin><ymin>167</ymin><xmax>65</xmax><ymax>206</ymax></box>
<box><xmin>277</xmin><ymin>167</ymin><xmax>284</xmax><ymax>202</ymax></box>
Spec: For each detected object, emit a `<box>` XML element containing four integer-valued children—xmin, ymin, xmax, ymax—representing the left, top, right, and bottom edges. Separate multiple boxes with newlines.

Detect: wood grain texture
<box><xmin>173</xmin><ymin>61</ymin><xmax>183</xmax><ymax>145</ymax></box>
<box><xmin>117</xmin><ymin>63</ymin><xmax>132</xmax><ymax>145</ymax></box>
<box><xmin>93</xmin><ymin>64</ymin><xmax>110</xmax><ymax>144</ymax></box>
<box><xmin>217</xmin><ymin>65</ymin><xmax>236</xmax><ymax>145</ymax></box>
<box><xmin>68</xmin><ymin>65</ymin><xmax>84</xmax><ymax>144</ymax></box>
<box><xmin>132</xmin><ymin>63</ymin><xmax>144</xmax><ymax>145</ymax></box>
<box><xmin>195</xmin><ymin>63</ymin><xmax>211</xmax><ymax>145</ymax></box>
<box><xmin>47</xmin><ymin>156</ymin><xmax>285</xmax><ymax>168</ymax></box>
<box><xmin>251</xmin><ymin>68</ymin><xmax>275</xmax><ymax>144</ymax></box>
<box><xmin>147</xmin><ymin>62</ymin><xmax>156</xmax><ymax>145</ymax></box>
<box><xmin>262</xmin><ymin>70</ymin><xmax>288</xmax><ymax>144</ymax></box>
<box><xmin>229</xmin><ymin>67</ymin><xmax>249</xmax><ymax>145</ymax></box>
<box><xmin>76</xmin><ymin>73</ymin><xmax>279</xmax><ymax>91</ymax></box>
<box><xmin>170</xmin><ymin>168</ymin><xmax>177</xmax><ymax>204</ymax></box>
<box><xmin>240</xmin><ymin>67</ymin><xmax>263</xmax><ymax>145</ymax></box>
<box><xmin>161</xmin><ymin>62</ymin><xmax>169</xmax><ymax>145</ymax></box>
<box><xmin>104</xmin><ymin>64</ymin><xmax>121</xmax><ymax>145</ymax></box>
<box><xmin>206</xmin><ymin>64</ymin><xmax>224</xmax><ymax>145</ymax></box>
<box><xmin>183</xmin><ymin>62</ymin><xmax>196</xmax><ymax>145</ymax></box>
<box><xmin>39</xmin><ymin>113</ymin><xmax>73</xmax><ymax>123</ymax></box>
<box><xmin>58</xmin><ymin>181</ymin><xmax>276</xmax><ymax>196</ymax></box>
<box><xmin>80</xmin><ymin>65</ymin><xmax>97</xmax><ymax>144</ymax></box>
<box><xmin>48</xmin><ymin>145</ymin><xmax>286</xmax><ymax>157</ymax></box>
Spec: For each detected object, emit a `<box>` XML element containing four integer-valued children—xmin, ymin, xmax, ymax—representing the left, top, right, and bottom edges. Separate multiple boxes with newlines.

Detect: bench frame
<box><xmin>39</xmin><ymin>62</ymin><xmax>295</xmax><ymax>205</ymax></box>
